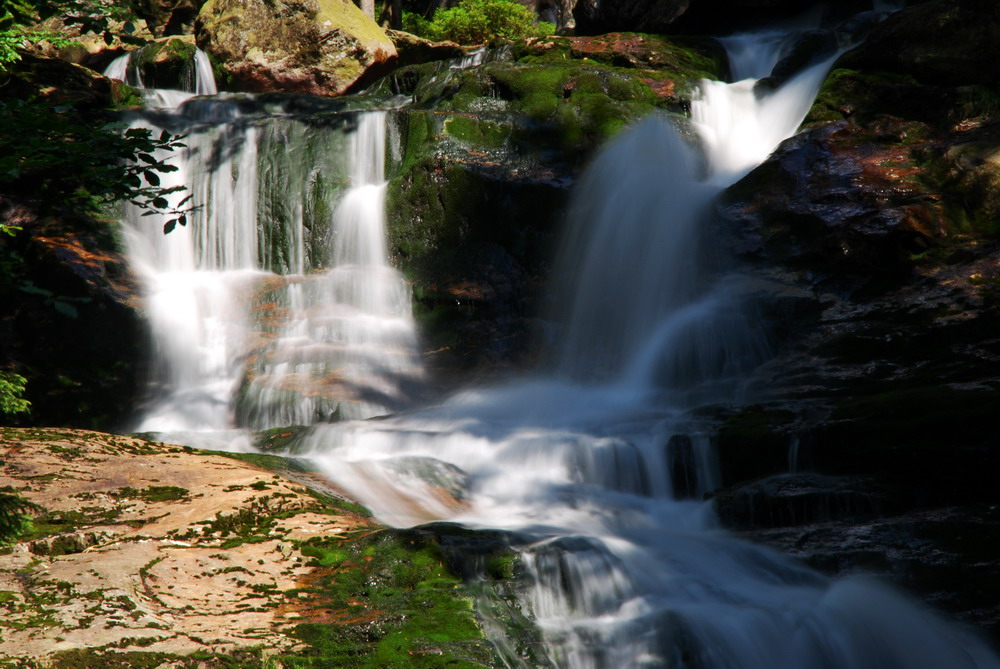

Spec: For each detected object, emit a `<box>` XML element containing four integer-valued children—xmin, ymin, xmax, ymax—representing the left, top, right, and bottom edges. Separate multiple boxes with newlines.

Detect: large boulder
<box><xmin>839</xmin><ymin>0</ymin><xmax>1000</xmax><ymax>87</ymax></box>
<box><xmin>194</xmin><ymin>0</ymin><xmax>397</xmax><ymax>96</ymax></box>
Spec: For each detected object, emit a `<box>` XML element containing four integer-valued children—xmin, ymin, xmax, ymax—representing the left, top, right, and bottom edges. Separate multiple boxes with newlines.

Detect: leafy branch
<box><xmin>0</xmin><ymin>99</ymin><xmax>194</xmax><ymax>231</ymax></box>
<box><xmin>0</xmin><ymin>371</ymin><xmax>29</xmax><ymax>414</ymax></box>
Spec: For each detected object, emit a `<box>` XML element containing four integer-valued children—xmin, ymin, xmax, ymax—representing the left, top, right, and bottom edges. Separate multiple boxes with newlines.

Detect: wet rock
<box><xmin>839</xmin><ymin>0</ymin><xmax>1000</xmax><ymax>87</ymax></box>
<box><xmin>736</xmin><ymin>506</ymin><xmax>1000</xmax><ymax>639</ymax></box>
<box><xmin>712</xmin><ymin>473</ymin><xmax>887</xmax><ymax>530</ymax></box>
<box><xmin>195</xmin><ymin>0</ymin><xmax>397</xmax><ymax>96</ymax></box>
<box><xmin>763</xmin><ymin>29</ymin><xmax>838</xmax><ymax>86</ymax></box>
<box><xmin>119</xmin><ymin>35</ymin><xmax>201</xmax><ymax>90</ymax></box>
<box><xmin>666</xmin><ymin>434</ymin><xmax>697</xmax><ymax>499</ymax></box>
<box><xmin>386</xmin><ymin>456</ymin><xmax>471</xmax><ymax>502</ymax></box>
<box><xmin>378</xmin><ymin>37</ymin><xmax>721</xmax><ymax>379</ymax></box>
<box><xmin>718</xmin><ymin>122</ymin><xmax>940</xmax><ymax>295</ymax></box>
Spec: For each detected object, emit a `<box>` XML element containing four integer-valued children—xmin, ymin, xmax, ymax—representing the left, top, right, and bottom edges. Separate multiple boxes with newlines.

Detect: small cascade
<box><xmin>104</xmin><ymin>44</ymin><xmax>217</xmax><ymax>108</ymax></box>
<box><xmin>122</xmin><ymin>100</ymin><xmax>423</xmax><ymax>437</ymax></box>
<box><xmin>238</xmin><ymin>112</ymin><xmax>424</xmax><ymax>427</ymax></box>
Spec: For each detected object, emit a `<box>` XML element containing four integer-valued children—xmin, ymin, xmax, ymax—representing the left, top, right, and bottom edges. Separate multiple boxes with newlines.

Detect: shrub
<box><xmin>404</xmin><ymin>0</ymin><xmax>555</xmax><ymax>45</ymax></box>
<box><xmin>0</xmin><ymin>372</ymin><xmax>29</xmax><ymax>415</ymax></box>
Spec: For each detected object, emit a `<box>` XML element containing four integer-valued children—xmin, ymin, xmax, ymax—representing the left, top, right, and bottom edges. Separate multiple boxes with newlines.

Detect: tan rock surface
<box><xmin>0</xmin><ymin>428</ymin><xmax>369</xmax><ymax>665</ymax></box>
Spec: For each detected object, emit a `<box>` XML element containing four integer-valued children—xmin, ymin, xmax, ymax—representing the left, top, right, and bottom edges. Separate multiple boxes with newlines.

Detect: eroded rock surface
<box><xmin>0</xmin><ymin>429</ymin><xmax>512</xmax><ymax>667</ymax></box>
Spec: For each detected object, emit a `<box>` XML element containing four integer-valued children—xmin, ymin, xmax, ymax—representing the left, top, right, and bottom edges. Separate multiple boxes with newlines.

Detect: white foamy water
<box><xmin>122</xmin><ymin>100</ymin><xmax>422</xmax><ymax>434</ymax></box>
<box><xmin>296</xmin><ymin>18</ymin><xmax>1000</xmax><ymax>669</ymax></box>
<box><xmin>104</xmin><ymin>45</ymin><xmax>217</xmax><ymax>108</ymax></box>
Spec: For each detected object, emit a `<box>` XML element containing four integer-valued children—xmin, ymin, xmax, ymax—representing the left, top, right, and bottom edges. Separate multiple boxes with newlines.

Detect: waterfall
<box><xmin>107</xmin><ymin>4</ymin><xmax>999</xmax><ymax>666</ymax></box>
<box><xmin>297</xmin><ymin>17</ymin><xmax>1000</xmax><ymax>669</ymax></box>
<box><xmin>121</xmin><ymin>95</ymin><xmax>422</xmax><ymax>439</ymax></box>
<box><xmin>104</xmin><ymin>45</ymin><xmax>218</xmax><ymax>108</ymax></box>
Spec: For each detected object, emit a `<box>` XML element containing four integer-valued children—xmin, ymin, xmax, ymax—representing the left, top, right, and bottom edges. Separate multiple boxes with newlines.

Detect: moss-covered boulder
<box><xmin>194</xmin><ymin>0</ymin><xmax>397</xmax><ymax>95</ymax></box>
<box><xmin>121</xmin><ymin>35</ymin><xmax>202</xmax><ymax>91</ymax></box>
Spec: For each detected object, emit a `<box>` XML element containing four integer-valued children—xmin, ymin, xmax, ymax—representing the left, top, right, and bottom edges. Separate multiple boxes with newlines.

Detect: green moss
<box><xmin>253</xmin><ymin>425</ymin><xmax>311</xmax><ymax>455</ymax></box>
<box><xmin>805</xmin><ymin>68</ymin><xmax>953</xmax><ymax>130</ymax></box>
<box><xmin>444</xmin><ymin>115</ymin><xmax>510</xmax><ymax>148</ymax></box>
<box><xmin>112</xmin><ymin>486</ymin><xmax>189</xmax><ymax>503</ymax></box>
<box><xmin>213</xmin><ymin>450</ymin><xmax>315</xmax><ymax>475</ymax></box>
<box><xmin>47</xmin><ymin>648</ymin><xmax>272</xmax><ymax>668</ymax></box>
<box><xmin>513</xmin><ymin>33</ymin><xmax>723</xmax><ymax>81</ymax></box>
<box><xmin>281</xmin><ymin>530</ymin><xmax>500</xmax><ymax>667</ymax></box>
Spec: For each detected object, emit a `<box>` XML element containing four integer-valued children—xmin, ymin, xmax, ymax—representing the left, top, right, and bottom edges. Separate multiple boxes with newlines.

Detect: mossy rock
<box><xmin>0</xmin><ymin>55</ymin><xmax>135</xmax><ymax>109</ymax></box>
<box><xmin>279</xmin><ymin>524</ymin><xmax>535</xmax><ymax>667</ymax></box>
<box><xmin>130</xmin><ymin>36</ymin><xmax>199</xmax><ymax>90</ymax></box>
<box><xmin>514</xmin><ymin>32</ymin><xmax>725</xmax><ymax>81</ymax></box>
<box><xmin>804</xmin><ymin>68</ymin><xmax>956</xmax><ymax>130</ymax></box>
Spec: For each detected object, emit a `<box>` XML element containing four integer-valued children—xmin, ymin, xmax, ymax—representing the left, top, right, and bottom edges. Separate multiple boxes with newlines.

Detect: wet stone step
<box><xmin>711</xmin><ymin>473</ymin><xmax>889</xmax><ymax>529</ymax></box>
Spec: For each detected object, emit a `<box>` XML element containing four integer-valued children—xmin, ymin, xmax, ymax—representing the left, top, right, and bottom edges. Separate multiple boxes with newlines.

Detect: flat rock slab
<box><xmin>0</xmin><ymin>428</ymin><xmax>369</xmax><ymax>665</ymax></box>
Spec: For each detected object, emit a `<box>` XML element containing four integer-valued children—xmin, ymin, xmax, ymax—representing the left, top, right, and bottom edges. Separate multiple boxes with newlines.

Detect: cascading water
<box><xmin>120</xmin><ymin>76</ymin><xmax>422</xmax><ymax>441</ymax></box>
<box><xmin>294</xmin><ymin>16</ymin><xmax>1000</xmax><ymax>669</ymax></box>
<box><xmin>109</xmin><ymin>5</ymin><xmax>998</xmax><ymax>666</ymax></box>
<box><xmin>104</xmin><ymin>45</ymin><xmax>217</xmax><ymax>108</ymax></box>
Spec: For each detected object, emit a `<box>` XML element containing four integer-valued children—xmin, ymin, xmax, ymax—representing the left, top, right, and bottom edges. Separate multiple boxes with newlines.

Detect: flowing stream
<box><xmin>114</xmin><ymin>15</ymin><xmax>1000</xmax><ymax>669</ymax></box>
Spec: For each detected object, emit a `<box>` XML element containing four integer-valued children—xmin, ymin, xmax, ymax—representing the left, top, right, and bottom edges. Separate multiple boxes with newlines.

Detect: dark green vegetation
<box><xmin>402</xmin><ymin>0</ymin><xmax>554</xmax><ymax>45</ymax></box>
<box><xmin>0</xmin><ymin>371</ymin><xmax>29</xmax><ymax>415</ymax></box>
<box><xmin>0</xmin><ymin>99</ymin><xmax>189</xmax><ymax>228</ymax></box>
